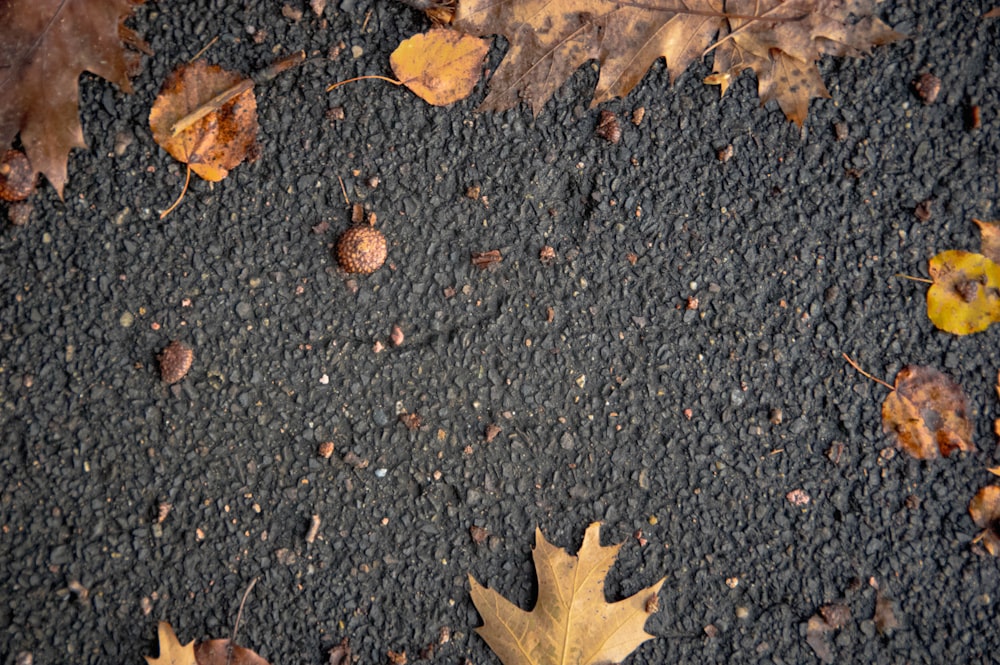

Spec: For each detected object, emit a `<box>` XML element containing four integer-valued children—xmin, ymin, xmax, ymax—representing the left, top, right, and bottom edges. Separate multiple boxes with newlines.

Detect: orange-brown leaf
<box><xmin>453</xmin><ymin>0</ymin><xmax>901</xmax><ymax>118</ymax></box>
<box><xmin>973</xmin><ymin>218</ymin><xmax>1000</xmax><ymax>264</ymax></box>
<box><xmin>469</xmin><ymin>522</ymin><xmax>665</xmax><ymax>665</ymax></box>
<box><xmin>195</xmin><ymin>639</ymin><xmax>270</xmax><ymax>665</ymax></box>
<box><xmin>390</xmin><ymin>29</ymin><xmax>489</xmax><ymax>106</ymax></box>
<box><xmin>881</xmin><ymin>365</ymin><xmax>974</xmax><ymax>460</ymax></box>
<box><xmin>0</xmin><ymin>0</ymin><xmax>147</xmax><ymax>197</ymax></box>
<box><xmin>969</xmin><ymin>486</ymin><xmax>1000</xmax><ymax>555</ymax></box>
<box><xmin>149</xmin><ymin>61</ymin><xmax>258</xmax><ymax>182</ymax></box>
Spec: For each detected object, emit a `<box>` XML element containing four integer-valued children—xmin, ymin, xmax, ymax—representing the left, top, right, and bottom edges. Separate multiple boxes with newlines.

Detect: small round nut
<box><xmin>336</xmin><ymin>226</ymin><xmax>387</xmax><ymax>274</ymax></box>
<box><xmin>158</xmin><ymin>340</ymin><xmax>193</xmax><ymax>384</ymax></box>
<box><xmin>0</xmin><ymin>150</ymin><xmax>36</xmax><ymax>202</ymax></box>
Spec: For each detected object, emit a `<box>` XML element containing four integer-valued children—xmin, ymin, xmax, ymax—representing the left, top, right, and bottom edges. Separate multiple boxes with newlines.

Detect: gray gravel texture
<box><xmin>2</xmin><ymin>1</ymin><xmax>1000</xmax><ymax>663</ymax></box>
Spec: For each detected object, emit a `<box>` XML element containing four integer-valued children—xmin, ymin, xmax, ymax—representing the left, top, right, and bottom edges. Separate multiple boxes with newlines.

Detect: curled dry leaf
<box><xmin>469</xmin><ymin>522</ymin><xmax>665</xmax><ymax>665</ymax></box>
<box><xmin>973</xmin><ymin>219</ymin><xmax>1000</xmax><ymax>264</ymax></box>
<box><xmin>881</xmin><ymin>365</ymin><xmax>974</xmax><ymax>460</ymax></box>
<box><xmin>969</xmin><ymin>486</ymin><xmax>1000</xmax><ymax>555</ymax></box>
<box><xmin>149</xmin><ymin>61</ymin><xmax>258</xmax><ymax>181</ymax></box>
<box><xmin>195</xmin><ymin>639</ymin><xmax>270</xmax><ymax>665</ymax></box>
<box><xmin>926</xmin><ymin>250</ymin><xmax>1000</xmax><ymax>335</ymax></box>
<box><xmin>390</xmin><ymin>29</ymin><xmax>489</xmax><ymax>106</ymax></box>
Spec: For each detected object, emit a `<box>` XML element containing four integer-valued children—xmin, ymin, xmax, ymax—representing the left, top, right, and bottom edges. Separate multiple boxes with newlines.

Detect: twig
<box><xmin>337</xmin><ymin>176</ymin><xmax>350</xmax><ymax>205</ymax></box>
<box><xmin>189</xmin><ymin>35</ymin><xmax>219</xmax><ymax>63</ymax></box>
<box><xmin>842</xmin><ymin>353</ymin><xmax>894</xmax><ymax>391</ymax></box>
<box><xmin>227</xmin><ymin>577</ymin><xmax>259</xmax><ymax>665</ymax></box>
<box><xmin>169</xmin><ymin>51</ymin><xmax>306</xmax><ymax>137</ymax></box>
<box><xmin>306</xmin><ymin>514</ymin><xmax>322</xmax><ymax>544</ymax></box>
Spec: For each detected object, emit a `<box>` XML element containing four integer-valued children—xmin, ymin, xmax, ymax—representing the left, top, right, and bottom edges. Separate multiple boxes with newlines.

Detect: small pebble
<box><xmin>119</xmin><ymin>311</ymin><xmax>134</xmax><ymax>328</ymax></box>
<box><xmin>374</xmin><ymin>468</ymin><xmax>387</xmax><ymax>478</ymax></box>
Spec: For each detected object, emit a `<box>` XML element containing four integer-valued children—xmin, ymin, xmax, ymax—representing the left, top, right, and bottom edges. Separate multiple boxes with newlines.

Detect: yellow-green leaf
<box><xmin>926</xmin><ymin>250</ymin><xmax>1000</xmax><ymax>335</ymax></box>
<box><xmin>469</xmin><ymin>522</ymin><xmax>665</xmax><ymax>665</ymax></box>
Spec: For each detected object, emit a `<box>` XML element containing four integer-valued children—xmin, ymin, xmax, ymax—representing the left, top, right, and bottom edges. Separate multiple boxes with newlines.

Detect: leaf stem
<box><xmin>842</xmin><ymin>352</ymin><xmax>894</xmax><ymax>391</ymax></box>
<box><xmin>894</xmin><ymin>273</ymin><xmax>933</xmax><ymax>284</ymax></box>
<box><xmin>159</xmin><ymin>165</ymin><xmax>191</xmax><ymax>219</ymax></box>
<box><xmin>227</xmin><ymin>577</ymin><xmax>259</xmax><ymax>665</ymax></box>
<box><xmin>326</xmin><ymin>75</ymin><xmax>404</xmax><ymax>93</ymax></box>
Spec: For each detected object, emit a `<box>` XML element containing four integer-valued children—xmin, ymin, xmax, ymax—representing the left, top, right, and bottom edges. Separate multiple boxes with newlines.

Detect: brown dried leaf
<box><xmin>149</xmin><ymin>61</ymin><xmax>258</xmax><ymax>182</ymax></box>
<box><xmin>873</xmin><ymin>591</ymin><xmax>899</xmax><ymax>634</ymax></box>
<box><xmin>881</xmin><ymin>365</ymin><xmax>974</xmax><ymax>460</ymax></box>
<box><xmin>194</xmin><ymin>640</ymin><xmax>269</xmax><ymax>665</ymax></box>
<box><xmin>453</xmin><ymin>0</ymin><xmax>901</xmax><ymax>121</ymax></box>
<box><xmin>969</xmin><ymin>486</ymin><xmax>1000</xmax><ymax>556</ymax></box>
<box><xmin>0</xmin><ymin>0</ymin><xmax>148</xmax><ymax>197</ymax></box>
<box><xmin>469</xmin><ymin>522</ymin><xmax>665</xmax><ymax>665</ymax></box>
<box><xmin>974</xmin><ymin>218</ymin><xmax>1000</xmax><ymax>264</ymax></box>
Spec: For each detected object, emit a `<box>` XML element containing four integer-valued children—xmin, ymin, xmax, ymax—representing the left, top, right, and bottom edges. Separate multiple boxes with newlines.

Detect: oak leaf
<box><xmin>149</xmin><ymin>61</ymin><xmax>258</xmax><ymax>182</ymax></box>
<box><xmin>0</xmin><ymin>0</ymin><xmax>147</xmax><ymax>197</ymax></box>
<box><xmin>469</xmin><ymin>522</ymin><xmax>665</xmax><ymax>665</ymax></box>
<box><xmin>925</xmin><ymin>250</ymin><xmax>1000</xmax><ymax>335</ymax></box>
<box><xmin>452</xmin><ymin>0</ymin><xmax>901</xmax><ymax>120</ymax></box>
<box><xmin>390</xmin><ymin>29</ymin><xmax>490</xmax><ymax>106</ymax></box>
<box><xmin>146</xmin><ymin>621</ymin><xmax>270</xmax><ymax>665</ymax></box>
<box><xmin>881</xmin><ymin>365</ymin><xmax>974</xmax><ymax>460</ymax></box>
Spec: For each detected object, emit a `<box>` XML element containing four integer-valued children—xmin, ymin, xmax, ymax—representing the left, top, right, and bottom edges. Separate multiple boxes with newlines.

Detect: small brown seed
<box><xmin>913</xmin><ymin>72</ymin><xmax>941</xmax><ymax>105</ymax></box>
<box><xmin>471</xmin><ymin>249</ymin><xmax>502</xmax><ymax>269</ymax></box>
<box><xmin>914</xmin><ymin>199</ymin><xmax>933</xmax><ymax>221</ymax></box>
<box><xmin>318</xmin><ymin>441</ymin><xmax>335</xmax><ymax>458</ymax></box>
<box><xmin>596</xmin><ymin>110</ymin><xmax>621</xmax><ymax>143</ymax></box>
<box><xmin>158</xmin><ymin>340</ymin><xmax>193</xmax><ymax>384</ymax></box>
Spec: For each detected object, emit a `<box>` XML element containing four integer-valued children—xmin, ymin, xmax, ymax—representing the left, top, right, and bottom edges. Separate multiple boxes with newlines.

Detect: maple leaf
<box><xmin>452</xmin><ymin>0</ymin><xmax>901</xmax><ymax>121</ymax></box>
<box><xmin>469</xmin><ymin>522</ymin><xmax>665</xmax><ymax>665</ymax></box>
<box><xmin>881</xmin><ymin>365</ymin><xmax>974</xmax><ymax>460</ymax></box>
<box><xmin>0</xmin><ymin>0</ymin><xmax>147</xmax><ymax>197</ymax></box>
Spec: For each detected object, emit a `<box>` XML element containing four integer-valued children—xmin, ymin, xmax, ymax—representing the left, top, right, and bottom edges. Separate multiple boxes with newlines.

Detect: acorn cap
<box><xmin>336</xmin><ymin>226</ymin><xmax>387</xmax><ymax>274</ymax></box>
<box><xmin>0</xmin><ymin>150</ymin><xmax>36</xmax><ymax>202</ymax></box>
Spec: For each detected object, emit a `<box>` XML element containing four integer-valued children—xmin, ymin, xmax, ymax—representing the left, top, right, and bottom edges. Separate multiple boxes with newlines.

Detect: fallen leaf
<box><xmin>195</xmin><ymin>639</ymin><xmax>270</xmax><ymax>665</ymax></box>
<box><xmin>149</xmin><ymin>61</ymin><xmax>258</xmax><ymax>182</ymax></box>
<box><xmin>926</xmin><ymin>250</ymin><xmax>1000</xmax><ymax>335</ymax></box>
<box><xmin>327</xmin><ymin>638</ymin><xmax>351</xmax><ymax>665</ymax></box>
<box><xmin>973</xmin><ymin>218</ymin><xmax>1000</xmax><ymax>264</ymax></box>
<box><xmin>881</xmin><ymin>365</ymin><xmax>974</xmax><ymax>460</ymax></box>
<box><xmin>390</xmin><ymin>29</ymin><xmax>489</xmax><ymax>105</ymax></box>
<box><xmin>146</xmin><ymin>622</ymin><xmax>197</xmax><ymax>665</ymax></box>
<box><xmin>804</xmin><ymin>604</ymin><xmax>850</xmax><ymax>664</ymax></box>
<box><xmin>0</xmin><ymin>0</ymin><xmax>148</xmax><ymax>197</ymax></box>
<box><xmin>452</xmin><ymin>0</ymin><xmax>901</xmax><ymax>119</ymax></box>
<box><xmin>469</xmin><ymin>522</ymin><xmax>665</xmax><ymax>665</ymax></box>
<box><xmin>969</xmin><ymin>486</ymin><xmax>1000</xmax><ymax>555</ymax></box>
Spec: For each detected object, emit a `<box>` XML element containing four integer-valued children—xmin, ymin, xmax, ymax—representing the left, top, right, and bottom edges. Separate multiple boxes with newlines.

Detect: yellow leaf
<box><xmin>926</xmin><ymin>250</ymin><xmax>1000</xmax><ymax>335</ymax></box>
<box><xmin>146</xmin><ymin>622</ymin><xmax>197</xmax><ymax>665</ymax></box>
<box><xmin>469</xmin><ymin>522</ymin><xmax>665</xmax><ymax>665</ymax></box>
<box><xmin>390</xmin><ymin>29</ymin><xmax>489</xmax><ymax>106</ymax></box>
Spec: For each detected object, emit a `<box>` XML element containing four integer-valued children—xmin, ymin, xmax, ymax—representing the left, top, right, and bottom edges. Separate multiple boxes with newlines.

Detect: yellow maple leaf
<box><xmin>469</xmin><ymin>522</ymin><xmax>665</xmax><ymax>665</ymax></box>
<box><xmin>146</xmin><ymin>622</ymin><xmax>197</xmax><ymax>665</ymax></box>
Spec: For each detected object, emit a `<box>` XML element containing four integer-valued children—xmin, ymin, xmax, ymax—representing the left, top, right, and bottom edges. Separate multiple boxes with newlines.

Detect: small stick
<box><xmin>842</xmin><ymin>353</ymin><xmax>894</xmax><ymax>391</ymax></box>
<box><xmin>170</xmin><ymin>51</ymin><xmax>306</xmax><ymax>137</ymax></box>
<box><xmin>361</xmin><ymin>9</ymin><xmax>373</xmax><ymax>31</ymax></box>
<box><xmin>227</xmin><ymin>577</ymin><xmax>259</xmax><ymax>665</ymax></box>
<box><xmin>326</xmin><ymin>75</ymin><xmax>403</xmax><ymax>93</ymax></box>
<box><xmin>189</xmin><ymin>35</ymin><xmax>219</xmax><ymax>63</ymax></box>
<box><xmin>894</xmin><ymin>273</ymin><xmax>933</xmax><ymax>284</ymax></box>
<box><xmin>159</xmin><ymin>165</ymin><xmax>191</xmax><ymax>219</ymax></box>
<box><xmin>305</xmin><ymin>514</ymin><xmax>322</xmax><ymax>543</ymax></box>
<box><xmin>338</xmin><ymin>176</ymin><xmax>350</xmax><ymax>205</ymax></box>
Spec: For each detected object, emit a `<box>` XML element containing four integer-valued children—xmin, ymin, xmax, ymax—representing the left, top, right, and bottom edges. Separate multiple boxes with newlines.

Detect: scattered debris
<box><xmin>328</xmin><ymin>638</ymin><xmax>351</xmax><ymax>665</ymax></box>
<box><xmin>595</xmin><ymin>110</ymin><xmax>621</xmax><ymax>143</ymax></box>
<box><xmin>631</xmin><ymin>107</ymin><xmax>645</xmax><ymax>125</ymax></box>
<box><xmin>913</xmin><ymin>72</ymin><xmax>941</xmax><ymax>104</ymax></box>
<box><xmin>470</xmin><ymin>524</ymin><xmax>489</xmax><ymax>543</ymax></box>
<box><xmin>0</xmin><ymin>150</ymin><xmax>36</xmax><ymax>201</ymax></box>
<box><xmin>484</xmin><ymin>423</ymin><xmax>501</xmax><ymax>442</ymax></box>
<box><xmin>969</xmin><ymin>485</ymin><xmax>1000</xmax><ymax>555</ymax></box>
<box><xmin>318</xmin><ymin>441</ymin><xmax>335</xmax><ymax>458</ymax></box>
<box><xmin>399</xmin><ymin>412</ymin><xmax>422</xmax><ymax>430</ymax></box>
<box><xmin>471</xmin><ymin>249</ymin><xmax>502</xmax><ymax>269</ymax></box>
<box><xmin>873</xmin><ymin>589</ymin><xmax>900</xmax><ymax>634</ymax></box>
<box><xmin>390</xmin><ymin>325</ymin><xmax>404</xmax><ymax>346</ymax></box>
<box><xmin>305</xmin><ymin>514</ymin><xmax>321</xmax><ymax>544</ymax></box>
<box><xmin>539</xmin><ymin>245</ymin><xmax>556</xmax><ymax>264</ymax></box>
<box><xmin>805</xmin><ymin>603</ymin><xmax>851</xmax><ymax>663</ymax></box>
<box><xmin>914</xmin><ymin>198</ymin><xmax>933</xmax><ymax>221</ymax></box>
<box><xmin>716</xmin><ymin>144</ymin><xmax>734</xmax><ymax>162</ymax></box>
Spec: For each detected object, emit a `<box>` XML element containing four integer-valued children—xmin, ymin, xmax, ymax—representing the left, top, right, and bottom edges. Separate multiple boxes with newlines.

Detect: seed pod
<box><xmin>0</xmin><ymin>150</ymin><xmax>36</xmax><ymax>201</ymax></box>
<box><xmin>336</xmin><ymin>226</ymin><xmax>387</xmax><ymax>274</ymax></box>
<box><xmin>158</xmin><ymin>340</ymin><xmax>193</xmax><ymax>384</ymax></box>
<box><xmin>913</xmin><ymin>73</ymin><xmax>941</xmax><ymax>105</ymax></box>
<box><xmin>596</xmin><ymin>110</ymin><xmax>621</xmax><ymax>143</ymax></box>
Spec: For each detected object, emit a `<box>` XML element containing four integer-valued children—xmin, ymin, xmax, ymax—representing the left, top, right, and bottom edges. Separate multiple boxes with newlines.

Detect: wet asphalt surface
<box><xmin>2</xmin><ymin>1</ymin><xmax>1000</xmax><ymax>663</ymax></box>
